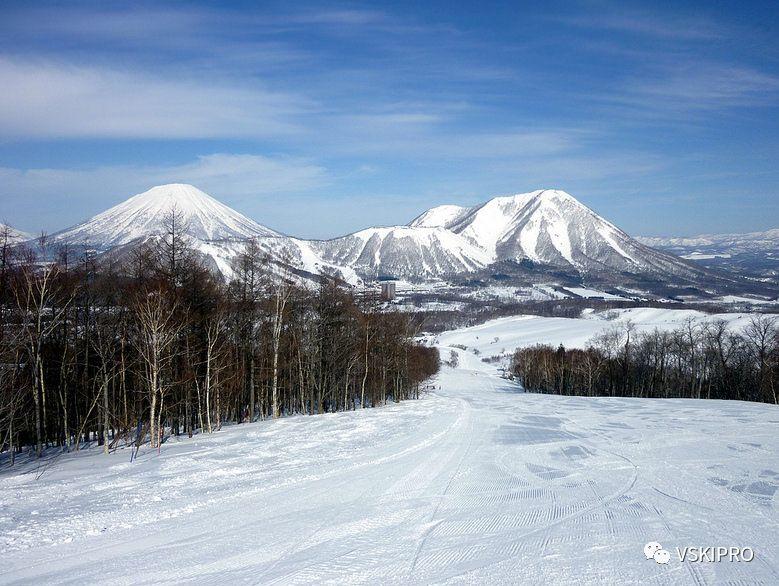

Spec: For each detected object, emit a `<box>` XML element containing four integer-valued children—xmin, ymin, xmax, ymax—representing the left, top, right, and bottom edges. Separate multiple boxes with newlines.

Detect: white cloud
<box><xmin>624</xmin><ymin>64</ymin><xmax>779</xmax><ymax>109</ymax></box>
<box><xmin>0</xmin><ymin>57</ymin><xmax>312</xmax><ymax>139</ymax></box>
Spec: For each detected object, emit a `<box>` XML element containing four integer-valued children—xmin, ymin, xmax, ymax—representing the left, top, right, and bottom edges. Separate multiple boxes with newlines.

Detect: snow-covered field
<box><xmin>433</xmin><ymin>307</ymin><xmax>753</xmax><ymax>360</ymax></box>
<box><xmin>563</xmin><ymin>286</ymin><xmax>626</xmax><ymax>300</ymax></box>
<box><xmin>1</xmin><ymin>314</ymin><xmax>777</xmax><ymax>585</ymax></box>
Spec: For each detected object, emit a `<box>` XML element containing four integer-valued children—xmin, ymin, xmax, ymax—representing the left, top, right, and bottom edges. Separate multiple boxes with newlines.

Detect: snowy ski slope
<box><xmin>1</xmin><ymin>316</ymin><xmax>777</xmax><ymax>584</ymax></box>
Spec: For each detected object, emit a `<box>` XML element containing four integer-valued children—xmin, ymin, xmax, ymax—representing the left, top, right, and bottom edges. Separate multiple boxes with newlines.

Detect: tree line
<box><xmin>511</xmin><ymin>317</ymin><xmax>778</xmax><ymax>404</ymax></box>
<box><xmin>0</xmin><ymin>215</ymin><xmax>439</xmax><ymax>462</ymax></box>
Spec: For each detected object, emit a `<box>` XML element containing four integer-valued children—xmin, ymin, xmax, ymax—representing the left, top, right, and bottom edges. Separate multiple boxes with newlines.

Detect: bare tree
<box><xmin>744</xmin><ymin>314</ymin><xmax>778</xmax><ymax>404</ymax></box>
<box><xmin>231</xmin><ymin>239</ymin><xmax>267</xmax><ymax>421</ymax></box>
<box><xmin>132</xmin><ymin>289</ymin><xmax>183</xmax><ymax>449</ymax></box>
<box><xmin>159</xmin><ymin>205</ymin><xmax>192</xmax><ymax>289</ymax></box>
<box><xmin>14</xmin><ymin>254</ymin><xmax>74</xmax><ymax>456</ymax></box>
<box><xmin>203</xmin><ymin>305</ymin><xmax>229</xmax><ymax>433</ymax></box>
<box><xmin>0</xmin><ymin>236</ymin><xmax>440</xmax><ymax>462</ymax></box>
<box><xmin>270</xmin><ymin>268</ymin><xmax>293</xmax><ymax>419</ymax></box>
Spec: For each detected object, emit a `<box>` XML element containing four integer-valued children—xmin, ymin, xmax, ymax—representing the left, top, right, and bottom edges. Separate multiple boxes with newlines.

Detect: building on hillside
<box><xmin>381</xmin><ymin>281</ymin><xmax>396</xmax><ymax>301</ymax></box>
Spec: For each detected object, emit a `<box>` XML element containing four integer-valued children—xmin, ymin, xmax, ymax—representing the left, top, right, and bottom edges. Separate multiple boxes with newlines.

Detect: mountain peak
<box><xmin>408</xmin><ymin>204</ymin><xmax>470</xmax><ymax>229</ymax></box>
<box><xmin>408</xmin><ymin>189</ymin><xmax>579</xmax><ymax>231</ymax></box>
<box><xmin>494</xmin><ymin>188</ymin><xmax>575</xmax><ymax>206</ymax></box>
<box><xmin>126</xmin><ymin>184</ymin><xmax>223</xmax><ymax>211</ymax></box>
<box><xmin>50</xmin><ymin>184</ymin><xmax>279</xmax><ymax>249</ymax></box>
<box><xmin>398</xmin><ymin>188</ymin><xmax>704</xmax><ymax>280</ymax></box>
<box><xmin>534</xmin><ymin>188</ymin><xmax>574</xmax><ymax>201</ymax></box>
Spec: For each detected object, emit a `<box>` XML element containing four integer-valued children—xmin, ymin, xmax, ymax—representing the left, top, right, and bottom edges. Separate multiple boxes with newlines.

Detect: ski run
<box><xmin>1</xmin><ymin>312</ymin><xmax>777</xmax><ymax>585</ymax></box>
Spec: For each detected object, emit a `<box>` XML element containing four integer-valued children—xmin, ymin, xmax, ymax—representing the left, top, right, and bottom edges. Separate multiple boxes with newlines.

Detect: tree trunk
<box><xmin>248</xmin><ymin>350</ymin><xmax>255</xmax><ymax>422</ymax></box>
<box><xmin>32</xmin><ymin>355</ymin><xmax>43</xmax><ymax>457</ymax></box>
<box><xmin>102</xmin><ymin>373</ymin><xmax>109</xmax><ymax>454</ymax></box>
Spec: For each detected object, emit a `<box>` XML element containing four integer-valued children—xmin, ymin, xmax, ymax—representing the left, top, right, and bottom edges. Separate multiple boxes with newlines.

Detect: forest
<box><xmin>511</xmin><ymin>317</ymin><xmax>778</xmax><ymax>404</ymax></box>
<box><xmin>0</xmin><ymin>217</ymin><xmax>440</xmax><ymax>462</ymax></box>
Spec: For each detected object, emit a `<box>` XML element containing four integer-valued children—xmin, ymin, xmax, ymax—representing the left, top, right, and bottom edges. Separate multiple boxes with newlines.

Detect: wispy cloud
<box><xmin>625</xmin><ymin>64</ymin><xmax>779</xmax><ymax>107</ymax></box>
<box><xmin>0</xmin><ymin>5</ymin><xmax>391</xmax><ymax>46</ymax></box>
<box><xmin>0</xmin><ymin>57</ymin><xmax>313</xmax><ymax>139</ymax></box>
<box><xmin>600</xmin><ymin>63</ymin><xmax>779</xmax><ymax>117</ymax></box>
<box><xmin>281</xmin><ymin>9</ymin><xmax>388</xmax><ymax>27</ymax></box>
<box><xmin>316</xmin><ymin>107</ymin><xmax>581</xmax><ymax>158</ymax></box>
<box><xmin>555</xmin><ymin>9</ymin><xmax>724</xmax><ymax>40</ymax></box>
<box><xmin>0</xmin><ymin>2</ymin><xmax>776</xmax><ymax>237</ymax></box>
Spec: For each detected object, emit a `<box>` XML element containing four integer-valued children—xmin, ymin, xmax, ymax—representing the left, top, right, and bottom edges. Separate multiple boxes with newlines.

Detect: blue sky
<box><xmin>0</xmin><ymin>0</ymin><xmax>777</xmax><ymax>238</ymax></box>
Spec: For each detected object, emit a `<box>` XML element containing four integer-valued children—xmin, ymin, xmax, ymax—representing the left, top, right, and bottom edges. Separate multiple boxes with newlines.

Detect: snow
<box><xmin>597</xmin><ymin>224</ymin><xmax>639</xmax><ymax>264</ymax></box>
<box><xmin>537</xmin><ymin>194</ymin><xmax>575</xmax><ymax>265</ymax></box>
<box><xmin>639</xmin><ymin>228</ymin><xmax>779</xmax><ymax>251</ymax></box>
<box><xmin>433</xmin><ymin>307</ymin><xmax>751</xmax><ymax>360</ymax></box>
<box><xmin>708</xmin><ymin>295</ymin><xmax>779</xmax><ymax>306</ymax></box>
<box><xmin>425</xmin><ymin>188</ymin><xmax>694</xmax><ymax>278</ymax></box>
<box><xmin>564</xmin><ymin>286</ymin><xmax>626</xmax><ymax>300</ymax></box>
<box><xmin>681</xmin><ymin>252</ymin><xmax>733</xmax><ymax>260</ymax></box>
<box><xmin>24</xmin><ymin>185</ymin><xmax>705</xmax><ymax>284</ymax></box>
<box><xmin>314</xmin><ymin>226</ymin><xmax>492</xmax><ymax>279</ymax></box>
<box><xmin>458</xmin><ymin>285</ymin><xmax>550</xmax><ymax>302</ymax></box>
<box><xmin>42</xmin><ymin>184</ymin><xmax>368</xmax><ymax>286</ymax></box>
<box><xmin>408</xmin><ymin>205</ymin><xmax>470</xmax><ymax>229</ymax></box>
<box><xmin>533</xmin><ymin>284</ymin><xmax>572</xmax><ymax>299</ymax></box>
<box><xmin>396</xmin><ymin>301</ymin><xmax>468</xmax><ymax>313</ymax></box>
<box><xmin>0</xmin><ymin>223</ymin><xmax>32</xmax><ymax>243</ymax></box>
<box><xmin>50</xmin><ymin>184</ymin><xmax>279</xmax><ymax>249</ymax></box>
<box><xmin>452</xmin><ymin>190</ymin><xmax>539</xmax><ymax>259</ymax></box>
<box><xmin>2</xmin><ymin>315</ymin><xmax>777</xmax><ymax>584</ymax></box>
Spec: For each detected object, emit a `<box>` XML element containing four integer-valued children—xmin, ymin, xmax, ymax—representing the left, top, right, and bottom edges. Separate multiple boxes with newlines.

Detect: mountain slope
<box><xmin>50</xmin><ymin>184</ymin><xmax>279</xmax><ymax>250</ymax></box>
<box><xmin>15</xmin><ymin>184</ymin><xmax>723</xmax><ymax>288</ymax></box>
<box><xmin>412</xmin><ymin>189</ymin><xmax>706</xmax><ymax>279</ymax></box>
<box><xmin>310</xmin><ymin>189</ymin><xmax>709</xmax><ymax>282</ymax></box>
<box><xmin>313</xmin><ymin>226</ymin><xmax>492</xmax><ymax>279</ymax></box>
<box><xmin>1</xmin><ymin>223</ymin><xmax>32</xmax><ymax>244</ymax></box>
<box><xmin>45</xmin><ymin>184</ymin><xmax>362</xmax><ymax>286</ymax></box>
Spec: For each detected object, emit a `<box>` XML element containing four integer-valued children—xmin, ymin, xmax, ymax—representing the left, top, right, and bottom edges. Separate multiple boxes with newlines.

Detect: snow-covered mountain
<box><xmin>12</xmin><ymin>184</ymin><xmax>722</xmax><ymax>289</ymax></box>
<box><xmin>637</xmin><ymin>228</ymin><xmax>779</xmax><ymax>285</ymax></box>
<box><xmin>0</xmin><ymin>223</ymin><xmax>32</xmax><ymax>244</ymax></box>
<box><xmin>638</xmin><ymin>228</ymin><xmax>779</xmax><ymax>254</ymax></box>
<box><xmin>50</xmin><ymin>184</ymin><xmax>279</xmax><ymax>250</ymax></box>
<box><xmin>44</xmin><ymin>184</ymin><xmax>360</xmax><ymax>285</ymax></box>
<box><xmin>313</xmin><ymin>226</ymin><xmax>492</xmax><ymax>280</ymax></box>
<box><xmin>441</xmin><ymin>189</ymin><xmax>703</xmax><ymax>278</ymax></box>
<box><xmin>330</xmin><ymin>189</ymin><xmax>704</xmax><ymax>281</ymax></box>
<box><xmin>176</xmin><ymin>236</ymin><xmax>361</xmax><ymax>286</ymax></box>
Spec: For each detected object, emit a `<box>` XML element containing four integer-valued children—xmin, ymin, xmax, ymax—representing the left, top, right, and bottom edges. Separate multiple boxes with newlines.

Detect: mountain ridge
<box><xmin>9</xmin><ymin>183</ymin><xmax>731</xmax><ymax>292</ymax></box>
<box><xmin>331</xmin><ymin>188</ymin><xmax>706</xmax><ymax>281</ymax></box>
<box><xmin>638</xmin><ymin>228</ymin><xmax>779</xmax><ymax>251</ymax></box>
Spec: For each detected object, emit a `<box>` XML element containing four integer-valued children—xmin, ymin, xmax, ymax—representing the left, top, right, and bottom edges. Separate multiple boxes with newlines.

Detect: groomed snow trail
<box><xmin>1</xmin><ymin>349</ymin><xmax>778</xmax><ymax>584</ymax></box>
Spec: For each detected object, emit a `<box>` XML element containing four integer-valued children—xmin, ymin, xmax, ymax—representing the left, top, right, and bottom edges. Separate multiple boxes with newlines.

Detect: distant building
<box><xmin>381</xmin><ymin>281</ymin><xmax>396</xmax><ymax>300</ymax></box>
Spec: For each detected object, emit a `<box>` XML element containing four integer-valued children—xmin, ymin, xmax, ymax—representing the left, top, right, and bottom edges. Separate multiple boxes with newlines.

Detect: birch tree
<box><xmin>132</xmin><ymin>289</ymin><xmax>183</xmax><ymax>449</ymax></box>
